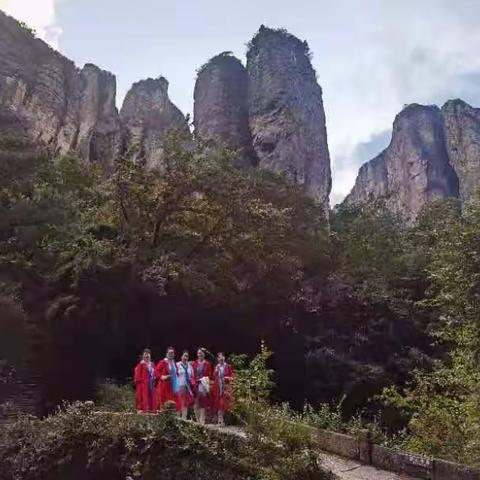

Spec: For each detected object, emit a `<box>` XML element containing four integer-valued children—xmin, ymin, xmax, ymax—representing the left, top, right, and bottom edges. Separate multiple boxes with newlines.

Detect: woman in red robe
<box><xmin>212</xmin><ymin>352</ymin><xmax>234</xmax><ymax>426</ymax></box>
<box><xmin>192</xmin><ymin>348</ymin><xmax>213</xmax><ymax>424</ymax></box>
<box><xmin>156</xmin><ymin>346</ymin><xmax>180</xmax><ymax>411</ymax></box>
<box><xmin>134</xmin><ymin>348</ymin><xmax>157</xmax><ymax>412</ymax></box>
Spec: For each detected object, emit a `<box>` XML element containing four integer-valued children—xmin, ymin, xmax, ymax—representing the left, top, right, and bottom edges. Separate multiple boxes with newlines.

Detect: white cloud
<box><xmin>0</xmin><ymin>0</ymin><xmax>62</xmax><ymax>49</ymax></box>
<box><xmin>319</xmin><ymin>0</ymin><xmax>480</xmax><ymax>203</ymax></box>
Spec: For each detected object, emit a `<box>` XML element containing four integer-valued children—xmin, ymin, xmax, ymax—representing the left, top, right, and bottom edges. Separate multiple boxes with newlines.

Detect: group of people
<box><xmin>134</xmin><ymin>347</ymin><xmax>234</xmax><ymax>425</ymax></box>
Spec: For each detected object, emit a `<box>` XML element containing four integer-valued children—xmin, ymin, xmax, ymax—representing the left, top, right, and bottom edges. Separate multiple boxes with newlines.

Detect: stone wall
<box><xmin>313</xmin><ymin>427</ymin><xmax>479</xmax><ymax>480</ymax></box>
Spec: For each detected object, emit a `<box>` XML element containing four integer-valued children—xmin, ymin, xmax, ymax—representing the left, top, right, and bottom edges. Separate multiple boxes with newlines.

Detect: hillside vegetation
<box><xmin>1</xmin><ymin>139</ymin><xmax>479</xmax><ymax>466</ymax></box>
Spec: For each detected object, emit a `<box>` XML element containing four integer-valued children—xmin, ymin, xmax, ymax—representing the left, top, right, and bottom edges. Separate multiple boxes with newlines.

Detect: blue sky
<box><xmin>3</xmin><ymin>0</ymin><xmax>480</xmax><ymax>204</ymax></box>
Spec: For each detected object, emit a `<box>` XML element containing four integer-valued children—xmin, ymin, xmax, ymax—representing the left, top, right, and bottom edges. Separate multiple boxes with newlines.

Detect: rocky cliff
<box><xmin>2</xmin><ymin>12</ymin><xmax>333</xmax><ymax>208</ymax></box>
<box><xmin>442</xmin><ymin>99</ymin><xmax>480</xmax><ymax>202</ymax></box>
<box><xmin>194</xmin><ymin>52</ymin><xmax>256</xmax><ymax>166</ymax></box>
<box><xmin>0</xmin><ymin>10</ymin><xmax>189</xmax><ymax>171</ymax></box>
<box><xmin>345</xmin><ymin>104</ymin><xmax>461</xmax><ymax>220</ymax></box>
<box><xmin>120</xmin><ymin>77</ymin><xmax>190</xmax><ymax>169</ymax></box>
<box><xmin>246</xmin><ymin>26</ymin><xmax>331</xmax><ymax>205</ymax></box>
<box><xmin>0</xmin><ymin>10</ymin><xmax>123</xmax><ymax>168</ymax></box>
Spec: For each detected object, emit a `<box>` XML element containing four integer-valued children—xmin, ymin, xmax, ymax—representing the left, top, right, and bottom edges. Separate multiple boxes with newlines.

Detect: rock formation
<box><xmin>442</xmin><ymin>99</ymin><xmax>480</xmax><ymax>202</ymax></box>
<box><xmin>345</xmin><ymin>104</ymin><xmax>460</xmax><ymax>220</ymax></box>
<box><xmin>120</xmin><ymin>77</ymin><xmax>190</xmax><ymax>169</ymax></box>
<box><xmin>2</xmin><ymin>12</ymin><xmax>334</xmax><ymax>209</ymax></box>
<box><xmin>0</xmin><ymin>11</ymin><xmax>122</xmax><ymax>169</ymax></box>
<box><xmin>0</xmin><ymin>10</ymin><xmax>191</xmax><ymax>171</ymax></box>
<box><xmin>194</xmin><ymin>52</ymin><xmax>256</xmax><ymax>166</ymax></box>
<box><xmin>246</xmin><ymin>26</ymin><xmax>331</xmax><ymax>206</ymax></box>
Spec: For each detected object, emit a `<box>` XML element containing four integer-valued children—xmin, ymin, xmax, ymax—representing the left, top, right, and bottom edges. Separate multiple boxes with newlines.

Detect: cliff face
<box><xmin>120</xmin><ymin>77</ymin><xmax>190</xmax><ymax>169</ymax></box>
<box><xmin>345</xmin><ymin>104</ymin><xmax>460</xmax><ymax>220</ymax></box>
<box><xmin>344</xmin><ymin>154</ymin><xmax>388</xmax><ymax>205</ymax></box>
<box><xmin>2</xmin><ymin>13</ymin><xmax>334</xmax><ymax>208</ymax></box>
<box><xmin>442</xmin><ymin>99</ymin><xmax>480</xmax><ymax>202</ymax></box>
<box><xmin>246</xmin><ymin>26</ymin><xmax>331</xmax><ymax>206</ymax></box>
<box><xmin>194</xmin><ymin>53</ymin><xmax>256</xmax><ymax>166</ymax></box>
<box><xmin>0</xmin><ymin>10</ymin><xmax>192</xmax><ymax>171</ymax></box>
<box><xmin>0</xmin><ymin>11</ymin><xmax>122</xmax><ymax>168</ymax></box>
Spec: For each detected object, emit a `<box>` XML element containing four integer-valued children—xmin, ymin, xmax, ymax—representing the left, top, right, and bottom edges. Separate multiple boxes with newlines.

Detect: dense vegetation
<box><xmin>1</xmin><ymin>137</ymin><xmax>480</xmax><ymax>467</ymax></box>
<box><xmin>0</xmin><ymin>347</ymin><xmax>332</xmax><ymax>480</ymax></box>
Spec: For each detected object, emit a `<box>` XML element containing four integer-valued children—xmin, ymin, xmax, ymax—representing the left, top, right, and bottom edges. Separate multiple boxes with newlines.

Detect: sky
<box><xmin>2</xmin><ymin>0</ymin><xmax>480</xmax><ymax>204</ymax></box>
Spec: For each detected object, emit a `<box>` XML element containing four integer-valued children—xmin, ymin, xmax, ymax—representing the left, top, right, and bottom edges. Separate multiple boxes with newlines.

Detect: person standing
<box><xmin>177</xmin><ymin>350</ymin><xmax>196</xmax><ymax>419</ymax></box>
<box><xmin>212</xmin><ymin>352</ymin><xmax>234</xmax><ymax>426</ymax></box>
<box><xmin>134</xmin><ymin>348</ymin><xmax>157</xmax><ymax>412</ymax></box>
<box><xmin>156</xmin><ymin>346</ymin><xmax>180</xmax><ymax>411</ymax></box>
<box><xmin>192</xmin><ymin>348</ymin><xmax>213</xmax><ymax>424</ymax></box>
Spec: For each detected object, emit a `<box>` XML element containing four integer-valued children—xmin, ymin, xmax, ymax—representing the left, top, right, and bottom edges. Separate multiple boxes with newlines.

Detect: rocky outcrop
<box><xmin>1</xmin><ymin>13</ymin><xmax>334</xmax><ymax>207</ymax></box>
<box><xmin>345</xmin><ymin>104</ymin><xmax>459</xmax><ymax>220</ymax></box>
<box><xmin>442</xmin><ymin>99</ymin><xmax>480</xmax><ymax>202</ymax></box>
<box><xmin>120</xmin><ymin>77</ymin><xmax>190</xmax><ymax>169</ymax></box>
<box><xmin>247</xmin><ymin>26</ymin><xmax>331</xmax><ymax>206</ymax></box>
<box><xmin>0</xmin><ymin>10</ymin><xmax>122</xmax><ymax>168</ymax></box>
<box><xmin>194</xmin><ymin>52</ymin><xmax>256</xmax><ymax>166</ymax></box>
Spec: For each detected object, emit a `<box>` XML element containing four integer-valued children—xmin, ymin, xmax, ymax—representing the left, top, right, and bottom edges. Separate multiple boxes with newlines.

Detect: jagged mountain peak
<box><xmin>1</xmin><ymin>12</ymin><xmax>332</xmax><ymax>210</ymax></box>
<box><xmin>344</xmin><ymin>98</ymin><xmax>480</xmax><ymax>219</ymax></box>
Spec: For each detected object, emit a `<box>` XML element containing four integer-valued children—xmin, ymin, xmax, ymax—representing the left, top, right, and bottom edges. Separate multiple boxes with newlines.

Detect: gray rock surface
<box><xmin>247</xmin><ymin>26</ymin><xmax>331</xmax><ymax>206</ymax></box>
<box><xmin>120</xmin><ymin>77</ymin><xmax>190</xmax><ymax>169</ymax></box>
<box><xmin>442</xmin><ymin>99</ymin><xmax>480</xmax><ymax>202</ymax></box>
<box><xmin>345</xmin><ymin>104</ymin><xmax>459</xmax><ymax>220</ymax></box>
<box><xmin>194</xmin><ymin>52</ymin><xmax>256</xmax><ymax>166</ymax></box>
<box><xmin>0</xmin><ymin>10</ymin><xmax>122</xmax><ymax>168</ymax></box>
<box><xmin>2</xmin><ymin>14</ymin><xmax>334</xmax><ymax>208</ymax></box>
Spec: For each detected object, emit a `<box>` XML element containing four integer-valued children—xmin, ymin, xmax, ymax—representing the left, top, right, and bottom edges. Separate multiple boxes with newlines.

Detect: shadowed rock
<box><xmin>120</xmin><ymin>77</ymin><xmax>190</xmax><ymax>169</ymax></box>
<box><xmin>247</xmin><ymin>26</ymin><xmax>331</xmax><ymax>208</ymax></box>
<box><xmin>194</xmin><ymin>52</ymin><xmax>257</xmax><ymax>166</ymax></box>
<box><xmin>442</xmin><ymin>99</ymin><xmax>480</xmax><ymax>202</ymax></box>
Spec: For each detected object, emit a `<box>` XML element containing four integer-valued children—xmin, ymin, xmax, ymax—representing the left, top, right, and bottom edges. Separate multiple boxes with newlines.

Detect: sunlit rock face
<box><xmin>120</xmin><ymin>77</ymin><xmax>190</xmax><ymax>169</ymax></box>
<box><xmin>345</xmin><ymin>104</ymin><xmax>459</xmax><ymax>221</ymax></box>
<box><xmin>442</xmin><ymin>99</ymin><xmax>480</xmax><ymax>203</ymax></box>
<box><xmin>246</xmin><ymin>26</ymin><xmax>332</xmax><ymax>208</ymax></box>
<box><xmin>0</xmin><ymin>11</ymin><xmax>122</xmax><ymax>169</ymax></box>
<box><xmin>194</xmin><ymin>52</ymin><xmax>257</xmax><ymax>166</ymax></box>
<box><xmin>1</xmin><ymin>14</ymin><xmax>334</xmax><ymax>209</ymax></box>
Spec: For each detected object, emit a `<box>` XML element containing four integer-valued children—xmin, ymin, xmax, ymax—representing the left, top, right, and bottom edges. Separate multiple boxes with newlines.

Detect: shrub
<box><xmin>231</xmin><ymin>344</ymin><xmax>331</xmax><ymax>479</ymax></box>
<box><xmin>0</xmin><ymin>402</ymin><xmax>253</xmax><ymax>480</ymax></box>
<box><xmin>95</xmin><ymin>380</ymin><xmax>136</xmax><ymax>412</ymax></box>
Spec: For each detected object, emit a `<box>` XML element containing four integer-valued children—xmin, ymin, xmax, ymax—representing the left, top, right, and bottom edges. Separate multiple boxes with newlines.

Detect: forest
<box><xmin>0</xmin><ymin>135</ymin><xmax>479</xmax><ymax>469</ymax></box>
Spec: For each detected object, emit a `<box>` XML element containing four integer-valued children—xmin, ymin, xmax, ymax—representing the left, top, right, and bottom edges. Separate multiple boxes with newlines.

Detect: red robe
<box><xmin>192</xmin><ymin>360</ymin><xmax>213</xmax><ymax>408</ymax></box>
<box><xmin>212</xmin><ymin>363</ymin><xmax>234</xmax><ymax>412</ymax></box>
<box><xmin>156</xmin><ymin>359</ymin><xmax>180</xmax><ymax>410</ymax></box>
<box><xmin>134</xmin><ymin>361</ymin><xmax>157</xmax><ymax>412</ymax></box>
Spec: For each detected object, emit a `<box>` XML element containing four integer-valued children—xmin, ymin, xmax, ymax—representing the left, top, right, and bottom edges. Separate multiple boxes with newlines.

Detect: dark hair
<box><xmin>217</xmin><ymin>352</ymin><xmax>225</xmax><ymax>357</ymax></box>
<box><xmin>166</xmin><ymin>346</ymin><xmax>175</xmax><ymax>353</ymax></box>
<box><xmin>197</xmin><ymin>347</ymin><xmax>206</xmax><ymax>354</ymax></box>
<box><xmin>182</xmin><ymin>350</ymin><xmax>189</xmax><ymax>356</ymax></box>
<box><xmin>143</xmin><ymin>348</ymin><xmax>152</xmax><ymax>355</ymax></box>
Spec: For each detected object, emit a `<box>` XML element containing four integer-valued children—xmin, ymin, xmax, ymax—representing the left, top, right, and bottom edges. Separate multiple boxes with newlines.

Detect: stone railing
<box><xmin>313</xmin><ymin>427</ymin><xmax>479</xmax><ymax>480</ymax></box>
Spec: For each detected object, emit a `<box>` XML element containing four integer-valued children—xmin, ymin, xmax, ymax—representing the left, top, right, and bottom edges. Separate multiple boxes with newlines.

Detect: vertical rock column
<box><xmin>246</xmin><ymin>26</ymin><xmax>332</xmax><ymax>208</ymax></box>
<box><xmin>120</xmin><ymin>77</ymin><xmax>190</xmax><ymax>169</ymax></box>
<box><xmin>194</xmin><ymin>52</ymin><xmax>257</xmax><ymax>166</ymax></box>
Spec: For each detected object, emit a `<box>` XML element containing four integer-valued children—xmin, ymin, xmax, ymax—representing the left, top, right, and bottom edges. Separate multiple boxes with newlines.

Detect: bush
<box><xmin>0</xmin><ymin>402</ymin><xmax>253</xmax><ymax>480</ymax></box>
<box><xmin>231</xmin><ymin>344</ymin><xmax>332</xmax><ymax>479</ymax></box>
<box><xmin>95</xmin><ymin>380</ymin><xmax>136</xmax><ymax>412</ymax></box>
<box><xmin>302</xmin><ymin>401</ymin><xmax>343</xmax><ymax>432</ymax></box>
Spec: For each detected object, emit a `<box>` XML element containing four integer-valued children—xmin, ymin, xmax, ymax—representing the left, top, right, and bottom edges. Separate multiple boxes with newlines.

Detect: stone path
<box><xmin>319</xmin><ymin>452</ymin><xmax>420</xmax><ymax>480</ymax></box>
<box><xmin>207</xmin><ymin>424</ymin><xmax>420</xmax><ymax>480</ymax></box>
